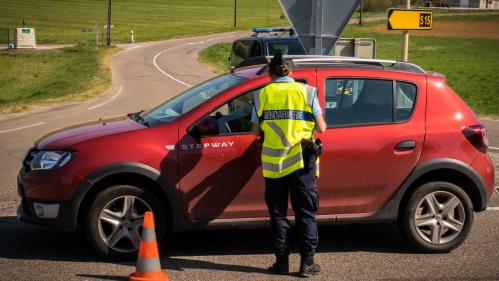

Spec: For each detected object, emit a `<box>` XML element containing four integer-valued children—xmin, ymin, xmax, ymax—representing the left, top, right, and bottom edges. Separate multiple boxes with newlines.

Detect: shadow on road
<box><xmin>75</xmin><ymin>274</ymin><xmax>124</xmax><ymax>280</ymax></box>
<box><xmin>0</xmin><ymin>215</ymin><xmax>414</xmax><ymax>265</ymax></box>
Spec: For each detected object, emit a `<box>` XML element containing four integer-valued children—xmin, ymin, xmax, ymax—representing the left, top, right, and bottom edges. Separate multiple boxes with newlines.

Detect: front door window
<box><xmin>178</xmin><ymin>89</ymin><xmax>265</xmax><ymax>220</ymax></box>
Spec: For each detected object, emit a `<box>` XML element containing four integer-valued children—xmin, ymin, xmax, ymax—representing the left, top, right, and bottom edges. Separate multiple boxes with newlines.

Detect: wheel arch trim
<box><xmin>71</xmin><ymin>162</ymin><xmax>183</xmax><ymax>231</ymax></box>
<box><xmin>403</xmin><ymin>158</ymin><xmax>488</xmax><ymax>211</ymax></box>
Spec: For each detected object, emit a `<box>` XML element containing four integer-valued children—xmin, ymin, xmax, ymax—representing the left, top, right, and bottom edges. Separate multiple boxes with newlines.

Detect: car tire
<box><xmin>85</xmin><ymin>184</ymin><xmax>166</xmax><ymax>260</ymax></box>
<box><xmin>400</xmin><ymin>181</ymin><xmax>474</xmax><ymax>253</ymax></box>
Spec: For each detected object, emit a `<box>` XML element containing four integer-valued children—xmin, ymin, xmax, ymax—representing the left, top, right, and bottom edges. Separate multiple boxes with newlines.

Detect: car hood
<box><xmin>36</xmin><ymin>116</ymin><xmax>146</xmax><ymax>150</ymax></box>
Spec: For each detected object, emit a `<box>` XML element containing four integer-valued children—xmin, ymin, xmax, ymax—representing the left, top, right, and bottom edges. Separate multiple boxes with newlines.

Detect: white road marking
<box><xmin>489</xmin><ymin>146</ymin><xmax>499</xmax><ymax>150</ymax></box>
<box><xmin>487</xmin><ymin>207</ymin><xmax>499</xmax><ymax>211</ymax></box>
<box><xmin>151</xmin><ymin>36</ymin><xmax>232</xmax><ymax>87</ymax></box>
<box><xmin>153</xmin><ymin>49</ymin><xmax>193</xmax><ymax>88</ymax></box>
<box><xmin>0</xmin><ymin>122</ymin><xmax>44</xmax><ymax>134</ymax></box>
<box><xmin>88</xmin><ymin>85</ymin><xmax>123</xmax><ymax>110</ymax></box>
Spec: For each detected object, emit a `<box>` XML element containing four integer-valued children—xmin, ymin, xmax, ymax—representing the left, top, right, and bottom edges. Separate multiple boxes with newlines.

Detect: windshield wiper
<box><xmin>128</xmin><ymin>110</ymin><xmax>149</xmax><ymax>127</ymax></box>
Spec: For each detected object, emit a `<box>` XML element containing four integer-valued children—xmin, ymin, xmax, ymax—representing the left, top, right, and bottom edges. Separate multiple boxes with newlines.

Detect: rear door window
<box><xmin>324</xmin><ymin>79</ymin><xmax>418</xmax><ymax>127</ymax></box>
<box><xmin>395</xmin><ymin>82</ymin><xmax>418</xmax><ymax>122</ymax></box>
<box><xmin>324</xmin><ymin>79</ymin><xmax>393</xmax><ymax>127</ymax></box>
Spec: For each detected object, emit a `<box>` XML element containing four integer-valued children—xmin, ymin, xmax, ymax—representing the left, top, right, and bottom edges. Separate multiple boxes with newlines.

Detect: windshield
<box><xmin>143</xmin><ymin>75</ymin><xmax>247</xmax><ymax>127</ymax></box>
<box><xmin>267</xmin><ymin>39</ymin><xmax>305</xmax><ymax>56</ymax></box>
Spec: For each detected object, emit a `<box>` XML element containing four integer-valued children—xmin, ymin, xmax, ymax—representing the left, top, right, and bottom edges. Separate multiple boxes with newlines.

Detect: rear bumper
<box><xmin>17</xmin><ymin>172</ymin><xmax>78</xmax><ymax>231</ymax></box>
<box><xmin>471</xmin><ymin>152</ymin><xmax>496</xmax><ymax>198</ymax></box>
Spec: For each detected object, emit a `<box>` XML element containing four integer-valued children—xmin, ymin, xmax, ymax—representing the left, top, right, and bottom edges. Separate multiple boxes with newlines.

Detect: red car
<box><xmin>17</xmin><ymin>57</ymin><xmax>495</xmax><ymax>259</ymax></box>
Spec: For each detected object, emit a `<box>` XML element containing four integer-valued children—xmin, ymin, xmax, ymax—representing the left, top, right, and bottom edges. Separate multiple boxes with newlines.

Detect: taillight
<box><xmin>462</xmin><ymin>124</ymin><xmax>488</xmax><ymax>153</ymax></box>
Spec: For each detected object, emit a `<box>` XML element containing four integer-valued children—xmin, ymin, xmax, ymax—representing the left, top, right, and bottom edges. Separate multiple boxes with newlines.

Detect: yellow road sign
<box><xmin>387</xmin><ymin>9</ymin><xmax>433</xmax><ymax>30</ymax></box>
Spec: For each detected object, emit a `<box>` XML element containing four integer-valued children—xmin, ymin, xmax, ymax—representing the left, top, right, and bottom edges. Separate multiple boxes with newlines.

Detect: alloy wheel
<box><xmin>98</xmin><ymin>195</ymin><xmax>152</xmax><ymax>253</ymax></box>
<box><xmin>413</xmin><ymin>191</ymin><xmax>465</xmax><ymax>245</ymax></box>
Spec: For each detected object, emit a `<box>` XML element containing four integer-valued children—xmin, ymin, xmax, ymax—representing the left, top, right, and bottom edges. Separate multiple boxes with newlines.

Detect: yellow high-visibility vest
<box><xmin>256</xmin><ymin>81</ymin><xmax>317</xmax><ymax>178</ymax></box>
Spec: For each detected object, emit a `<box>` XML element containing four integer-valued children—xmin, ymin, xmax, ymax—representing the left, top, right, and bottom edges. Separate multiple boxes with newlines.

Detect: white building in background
<box><xmin>447</xmin><ymin>0</ymin><xmax>499</xmax><ymax>8</ymax></box>
<box><xmin>480</xmin><ymin>0</ymin><xmax>499</xmax><ymax>8</ymax></box>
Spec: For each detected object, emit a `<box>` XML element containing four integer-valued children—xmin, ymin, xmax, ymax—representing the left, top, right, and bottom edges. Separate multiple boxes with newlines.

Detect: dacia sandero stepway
<box><xmin>17</xmin><ymin>56</ymin><xmax>495</xmax><ymax>259</ymax></box>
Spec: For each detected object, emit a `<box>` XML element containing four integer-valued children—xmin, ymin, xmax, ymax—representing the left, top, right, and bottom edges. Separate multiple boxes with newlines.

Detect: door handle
<box><xmin>394</xmin><ymin>140</ymin><xmax>416</xmax><ymax>151</ymax></box>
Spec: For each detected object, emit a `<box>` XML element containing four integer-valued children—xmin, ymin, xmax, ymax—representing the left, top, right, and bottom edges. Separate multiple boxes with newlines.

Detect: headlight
<box><xmin>30</xmin><ymin>151</ymin><xmax>74</xmax><ymax>170</ymax></box>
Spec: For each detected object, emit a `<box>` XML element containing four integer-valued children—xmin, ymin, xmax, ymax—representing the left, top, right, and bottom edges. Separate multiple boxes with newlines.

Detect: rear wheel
<box><xmin>85</xmin><ymin>185</ymin><xmax>166</xmax><ymax>260</ymax></box>
<box><xmin>400</xmin><ymin>181</ymin><xmax>474</xmax><ymax>253</ymax></box>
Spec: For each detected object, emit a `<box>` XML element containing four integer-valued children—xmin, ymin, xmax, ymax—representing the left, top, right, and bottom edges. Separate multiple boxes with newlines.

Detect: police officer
<box><xmin>251</xmin><ymin>53</ymin><xmax>327</xmax><ymax>277</ymax></box>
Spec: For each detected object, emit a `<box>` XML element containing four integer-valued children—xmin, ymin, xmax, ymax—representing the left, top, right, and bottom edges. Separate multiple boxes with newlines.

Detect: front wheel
<box><xmin>400</xmin><ymin>181</ymin><xmax>474</xmax><ymax>253</ymax></box>
<box><xmin>85</xmin><ymin>185</ymin><xmax>166</xmax><ymax>260</ymax></box>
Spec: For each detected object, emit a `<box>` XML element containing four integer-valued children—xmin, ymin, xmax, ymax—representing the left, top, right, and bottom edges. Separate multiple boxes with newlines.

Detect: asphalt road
<box><xmin>0</xmin><ymin>205</ymin><xmax>498</xmax><ymax>281</ymax></box>
<box><xmin>0</xmin><ymin>31</ymin><xmax>498</xmax><ymax>280</ymax></box>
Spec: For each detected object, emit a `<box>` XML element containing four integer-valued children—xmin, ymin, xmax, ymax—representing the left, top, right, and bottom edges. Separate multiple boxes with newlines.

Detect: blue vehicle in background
<box><xmin>228</xmin><ymin>28</ymin><xmax>306</xmax><ymax>70</ymax></box>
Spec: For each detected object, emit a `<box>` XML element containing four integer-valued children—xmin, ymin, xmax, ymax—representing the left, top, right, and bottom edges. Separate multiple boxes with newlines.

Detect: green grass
<box><xmin>345</xmin><ymin>14</ymin><xmax>499</xmax><ymax>116</ymax></box>
<box><xmin>351</xmin><ymin>11</ymin><xmax>386</xmax><ymax>19</ymax></box>
<box><xmin>199</xmin><ymin>43</ymin><xmax>232</xmax><ymax>74</ymax></box>
<box><xmin>0</xmin><ymin>47</ymin><xmax>116</xmax><ymax>112</ymax></box>
<box><xmin>1</xmin><ymin>1</ymin><xmax>498</xmax><ymax>113</ymax></box>
<box><xmin>0</xmin><ymin>0</ymin><xmax>288</xmax><ymax>44</ymax></box>
<box><xmin>0</xmin><ymin>0</ymin><xmax>287</xmax><ymax>112</ymax></box>
<box><xmin>372</xmin><ymin>36</ymin><xmax>499</xmax><ymax>116</ymax></box>
<box><xmin>199</xmin><ymin>15</ymin><xmax>499</xmax><ymax>116</ymax></box>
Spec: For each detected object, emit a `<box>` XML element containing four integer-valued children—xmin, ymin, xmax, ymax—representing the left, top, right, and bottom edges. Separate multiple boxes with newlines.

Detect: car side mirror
<box><xmin>188</xmin><ymin>116</ymin><xmax>219</xmax><ymax>138</ymax></box>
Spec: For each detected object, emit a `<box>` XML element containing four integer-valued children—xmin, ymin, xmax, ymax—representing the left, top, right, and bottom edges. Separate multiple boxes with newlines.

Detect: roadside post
<box><xmin>402</xmin><ymin>0</ymin><xmax>410</xmax><ymax>61</ymax></box>
<box><xmin>131</xmin><ymin>30</ymin><xmax>134</xmax><ymax>43</ymax></box>
<box><xmin>95</xmin><ymin>19</ymin><xmax>99</xmax><ymax>50</ymax></box>
<box><xmin>387</xmin><ymin>2</ymin><xmax>432</xmax><ymax>61</ymax></box>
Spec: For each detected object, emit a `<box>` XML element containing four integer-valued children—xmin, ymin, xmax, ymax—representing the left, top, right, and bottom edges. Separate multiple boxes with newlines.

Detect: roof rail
<box><xmin>250</xmin><ymin>55</ymin><xmax>426</xmax><ymax>75</ymax></box>
<box><xmin>251</xmin><ymin>28</ymin><xmax>295</xmax><ymax>36</ymax></box>
<box><xmin>266</xmin><ymin>55</ymin><xmax>396</xmax><ymax>65</ymax></box>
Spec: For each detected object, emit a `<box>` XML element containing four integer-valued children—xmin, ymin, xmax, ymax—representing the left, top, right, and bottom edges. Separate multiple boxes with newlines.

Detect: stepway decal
<box><xmin>181</xmin><ymin>142</ymin><xmax>235</xmax><ymax>150</ymax></box>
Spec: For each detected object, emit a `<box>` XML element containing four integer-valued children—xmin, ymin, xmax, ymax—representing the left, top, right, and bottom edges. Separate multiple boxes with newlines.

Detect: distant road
<box><xmin>0</xmin><ymin>31</ymin><xmax>247</xmax><ymax>203</ymax></box>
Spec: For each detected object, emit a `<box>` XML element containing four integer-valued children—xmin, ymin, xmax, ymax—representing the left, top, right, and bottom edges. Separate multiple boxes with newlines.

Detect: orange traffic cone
<box><xmin>129</xmin><ymin>211</ymin><xmax>169</xmax><ymax>281</ymax></box>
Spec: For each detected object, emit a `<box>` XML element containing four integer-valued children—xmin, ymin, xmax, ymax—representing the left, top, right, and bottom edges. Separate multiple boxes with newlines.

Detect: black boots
<box><xmin>299</xmin><ymin>256</ymin><xmax>321</xmax><ymax>277</ymax></box>
<box><xmin>268</xmin><ymin>254</ymin><xmax>290</xmax><ymax>275</ymax></box>
<box><xmin>268</xmin><ymin>255</ymin><xmax>321</xmax><ymax>277</ymax></box>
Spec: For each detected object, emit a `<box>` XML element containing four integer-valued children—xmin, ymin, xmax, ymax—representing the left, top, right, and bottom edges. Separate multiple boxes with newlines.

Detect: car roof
<box><xmin>232</xmin><ymin>55</ymin><xmax>427</xmax><ymax>79</ymax></box>
<box><xmin>237</xmin><ymin>36</ymin><xmax>300</xmax><ymax>42</ymax></box>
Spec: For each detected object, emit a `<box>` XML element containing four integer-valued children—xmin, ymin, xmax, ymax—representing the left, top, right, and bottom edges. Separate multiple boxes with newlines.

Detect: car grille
<box><xmin>23</xmin><ymin>148</ymin><xmax>39</xmax><ymax>172</ymax></box>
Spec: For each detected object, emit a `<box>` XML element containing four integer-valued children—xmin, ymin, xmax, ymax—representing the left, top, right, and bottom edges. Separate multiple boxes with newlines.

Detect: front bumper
<box><xmin>17</xmin><ymin>172</ymin><xmax>78</xmax><ymax>231</ymax></box>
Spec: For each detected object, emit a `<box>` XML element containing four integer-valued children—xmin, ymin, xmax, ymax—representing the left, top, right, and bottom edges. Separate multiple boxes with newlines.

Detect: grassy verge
<box><xmin>1</xmin><ymin>0</ymin><xmax>497</xmax><ymax>113</ymax></box>
<box><xmin>0</xmin><ymin>0</ymin><xmax>287</xmax><ymax>44</ymax></box>
<box><xmin>199</xmin><ymin>44</ymin><xmax>233</xmax><ymax>74</ymax></box>
<box><xmin>0</xmin><ymin>47</ymin><xmax>117</xmax><ymax>112</ymax></box>
<box><xmin>2</xmin><ymin>0</ymin><xmax>496</xmax><ymax>44</ymax></box>
<box><xmin>0</xmin><ymin>0</ymin><xmax>285</xmax><ymax>112</ymax></box>
<box><xmin>199</xmin><ymin>15</ymin><xmax>499</xmax><ymax>116</ymax></box>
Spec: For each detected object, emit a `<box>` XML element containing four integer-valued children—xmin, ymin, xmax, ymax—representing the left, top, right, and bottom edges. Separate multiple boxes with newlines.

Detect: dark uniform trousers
<box><xmin>264</xmin><ymin>165</ymin><xmax>319</xmax><ymax>258</ymax></box>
